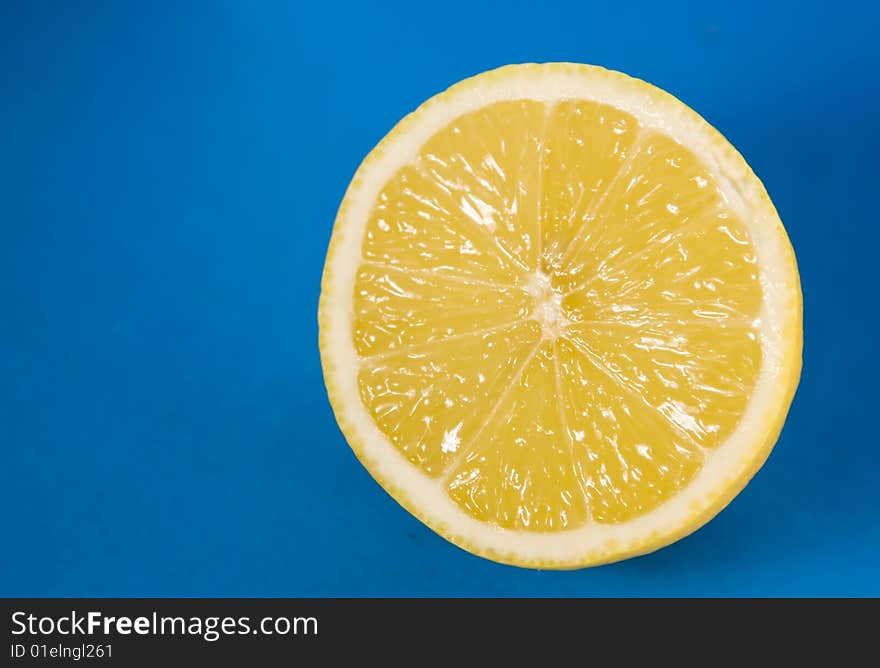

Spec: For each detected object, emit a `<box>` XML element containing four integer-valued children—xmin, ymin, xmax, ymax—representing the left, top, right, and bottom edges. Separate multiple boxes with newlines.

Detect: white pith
<box><xmin>320</xmin><ymin>64</ymin><xmax>800</xmax><ymax>566</ymax></box>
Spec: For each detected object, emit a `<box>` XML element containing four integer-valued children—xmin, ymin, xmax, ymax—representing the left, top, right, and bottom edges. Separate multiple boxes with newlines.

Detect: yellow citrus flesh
<box><xmin>321</xmin><ymin>64</ymin><xmax>801</xmax><ymax>567</ymax></box>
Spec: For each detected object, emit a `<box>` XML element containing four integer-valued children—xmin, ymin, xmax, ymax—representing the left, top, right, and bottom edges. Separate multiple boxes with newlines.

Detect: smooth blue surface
<box><xmin>2</xmin><ymin>1</ymin><xmax>878</xmax><ymax>597</ymax></box>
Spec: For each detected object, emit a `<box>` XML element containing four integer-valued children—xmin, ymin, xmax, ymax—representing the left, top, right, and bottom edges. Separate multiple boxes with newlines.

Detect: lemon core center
<box><xmin>525</xmin><ymin>270</ymin><xmax>570</xmax><ymax>341</ymax></box>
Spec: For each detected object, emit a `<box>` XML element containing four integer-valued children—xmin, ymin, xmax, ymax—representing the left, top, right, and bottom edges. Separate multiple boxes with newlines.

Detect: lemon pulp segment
<box><xmin>352</xmin><ymin>98</ymin><xmax>763</xmax><ymax>531</ymax></box>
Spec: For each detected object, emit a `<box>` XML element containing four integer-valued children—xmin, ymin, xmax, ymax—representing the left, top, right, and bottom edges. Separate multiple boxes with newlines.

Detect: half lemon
<box><xmin>319</xmin><ymin>63</ymin><xmax>802</xmax><ymax>568</ymax></box>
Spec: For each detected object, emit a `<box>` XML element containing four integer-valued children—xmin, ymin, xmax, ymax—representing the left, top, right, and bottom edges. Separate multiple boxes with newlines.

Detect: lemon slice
<box><xmin>319</xmin><ymin>63</ymin><xmax>802</xmax><ymax>568</ymax></box>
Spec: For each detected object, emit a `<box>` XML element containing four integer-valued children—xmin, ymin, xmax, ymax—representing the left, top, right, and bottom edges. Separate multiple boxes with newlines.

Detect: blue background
<box><xmin>2</xmin><ymin>1</ymin><xmax>878</xmax><ymax>596</ymax></box>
